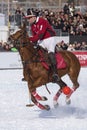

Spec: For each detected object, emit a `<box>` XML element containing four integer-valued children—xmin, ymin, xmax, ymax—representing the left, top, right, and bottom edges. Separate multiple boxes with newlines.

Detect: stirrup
<box><xmin>52</xmin><ymin>73</ymin><xmax>60</xmax><ymax>83</ymax></box>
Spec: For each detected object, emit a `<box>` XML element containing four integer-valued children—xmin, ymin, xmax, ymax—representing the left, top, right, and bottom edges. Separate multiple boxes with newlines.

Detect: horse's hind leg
<box><xmin>66</xmin><ymin>69</ymin><xmax>80</xmax><ymax>104</ymax></box>
<box><xmin>53</xmin><ymin>78</ymin><xmax>73</xmax><ymax>107</ymax></box>
<box><xmin>69</xmin><ymin>69</ymin><xmax>80</xmax><ymax>92</ymax></box>
<box><xmin>66</xmin><ymin>77</ymin><xmax>79</xmax><ymax>103</ymax></box>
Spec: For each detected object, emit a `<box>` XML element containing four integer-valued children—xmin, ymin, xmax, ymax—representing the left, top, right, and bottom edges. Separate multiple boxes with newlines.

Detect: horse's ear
<box><xmin>19</xmin><ymin>22</ymin><xmax>26</xmax><ymax>30</ymax></box>
<box><xmin>22</xmin><ymin>21</ymin><xmax>26</xmax><ymax>28</ymax></box>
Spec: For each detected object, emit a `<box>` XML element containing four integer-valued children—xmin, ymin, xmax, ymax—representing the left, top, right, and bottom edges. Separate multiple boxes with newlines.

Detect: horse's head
<box><xmin>8</xmin><ymin>24</ymin><xmax>29</xmax><ymax>48</ymax></box>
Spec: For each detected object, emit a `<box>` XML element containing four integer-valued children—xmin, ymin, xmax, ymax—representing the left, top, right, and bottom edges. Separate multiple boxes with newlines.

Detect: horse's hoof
<box><xmin>53</xmin><ymin>100</ymin><xmax>59</xmax><ymax>108</ymax></box>
<box><xmin>66</xmin><ymin>97</ymin><xmax>71</xmax><ymax>105</ymax></box>
<box><xmin>54</xmin><ymin>102</ymin><xmax>59</xmax><ymax>108</ymax></box>
<box><xmin>44</xmin><ymin>105</ymin><xmax>50</xmax><ymax>110</ymax></box>
<box><xmin>54</xmin><ymin>103</ymin><xmax>59</xmax><ymax>108</ymax></box>
<box><xmin>42</xmin><ymin>96</ymin><xmax>48</xmax><ymax>101</ymax></box>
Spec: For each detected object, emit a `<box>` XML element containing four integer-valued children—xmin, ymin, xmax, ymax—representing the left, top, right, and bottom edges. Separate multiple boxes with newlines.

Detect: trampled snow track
<box><xmin>0</xmin><ymin>68</ymin><xmax>87</xmax><ymax>130</ymax></box>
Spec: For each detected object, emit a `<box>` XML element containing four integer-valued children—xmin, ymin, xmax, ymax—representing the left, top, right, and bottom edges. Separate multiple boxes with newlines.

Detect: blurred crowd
<box><xmin>56</xmin><ymin>40</ymin><xmax>87</xmax><ymax>51</ymax></box>
<box><xmin>28</xmin><ymin>3</ymin><xmax>87</xmax><ymax>36</ymax></box>
<box><xmin>9</xmin><ymin>2</ymin><xmax>87</xmax><ymax>36</ymax></box>
<box><xmin>0</xmin><ymin>2</ymin><xmax>87</xmax><ymax>52</ymax></box>
<box><xmin>0</xmin><ymin>41</ymin><xmax>17</xmax><ymax>52</ymax></box>
<box><xmin>0</xmin><ymin>40</ymin><xmax>87</xmax><ymax>52</ymax></box>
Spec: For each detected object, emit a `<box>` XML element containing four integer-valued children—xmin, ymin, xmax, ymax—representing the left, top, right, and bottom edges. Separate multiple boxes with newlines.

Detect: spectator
<box><xmin>15</xmin><ymin>7</ymin><xmax>25</xmax><ymax>26</ymax></box>
<box><xmin>80</xmin><ymin>42</ymin><xmax>87</xmax><ymax>50</ymax></box>
<box><xmin>63</xmin><ymin>3</ymin><xmax>69</xmax><ymax>15</ymax></box>
<box><xmin>67</xmin><ymin>44</ymin><xmax>75</xmax><ymax>51</ymax></box>
<box><xmin>60</xmin><ymin>40</ymin><xmax>68</xmax><ymax>50</ymax></box>
<box><xmin>3</xmin><ymin>43</ymin><xmax>11</xmax><ymax>51</ymax></box>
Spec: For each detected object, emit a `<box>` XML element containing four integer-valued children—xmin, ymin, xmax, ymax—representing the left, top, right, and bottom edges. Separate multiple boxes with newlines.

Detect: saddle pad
<box><xmin>55</xmin><ymin>52</ymin><xmax>67</xmax><ymax>69</ymax></box>
<box><xmin>41</xmin><ymin>52</ymin><xmax>67</xmax><ymax>70</ymax></box>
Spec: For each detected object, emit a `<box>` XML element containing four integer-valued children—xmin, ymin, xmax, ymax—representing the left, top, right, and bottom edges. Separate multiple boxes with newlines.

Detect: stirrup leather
<box><xmin>52</xmin><ymin>73</ymin><xmax>60</xmax><ymax>82</ymax></box>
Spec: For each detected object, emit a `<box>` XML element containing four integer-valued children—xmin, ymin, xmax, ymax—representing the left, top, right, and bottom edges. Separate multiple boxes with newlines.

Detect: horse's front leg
<box><xmin>32</xmin><ymin>91</ymin><xmax>48</xmax><ymax>101</ymax></box>
<box><xmin>53</xmin><ymin>89</ymin><xmax>62</xmax><ymax>108</ymax></box>
<box><xmin>31</xmin><ymin>92</ymin><xmax>50</xmax><ymax>110</ymax></box>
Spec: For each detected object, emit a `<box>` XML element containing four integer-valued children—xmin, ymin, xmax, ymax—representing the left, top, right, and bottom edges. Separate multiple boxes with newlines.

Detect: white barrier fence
<box><xmin>0</xmin><ymin>26</ymin><xmax>9</xmax><ymax>42</ymax></box>
<box><xmin>0</xmin><ymin>52</ymin><xmax>23</xmax><ymax>69</ymax></box>
<box><xmin>0</xmin><ymin>50</ymin><xmax>87</xmax><ymax>70</ymax></box>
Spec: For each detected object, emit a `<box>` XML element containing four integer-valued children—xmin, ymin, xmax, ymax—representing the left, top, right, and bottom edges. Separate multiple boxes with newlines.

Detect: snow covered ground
<box><xmin>0</xmin><ymin>67</ymin><xmax>87</xmax><ymax>130</ymax></box>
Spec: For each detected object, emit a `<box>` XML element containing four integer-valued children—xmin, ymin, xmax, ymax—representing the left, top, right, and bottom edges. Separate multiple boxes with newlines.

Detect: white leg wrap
<box><xmin>53</xmin><ymin>100</ymin><xmax>59</xmax><ymax>108</ymax></box>
<box><xmin>66</xmin><ymin>97</ymin><xmax>71</xmax><ymax>104</ymax></box>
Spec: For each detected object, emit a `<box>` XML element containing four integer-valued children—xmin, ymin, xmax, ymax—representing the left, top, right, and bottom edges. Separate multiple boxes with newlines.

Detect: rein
<box><xmin>22</xmin><ymin>47</ymin><xmax>48</xmax><ymax>66</ymax></box>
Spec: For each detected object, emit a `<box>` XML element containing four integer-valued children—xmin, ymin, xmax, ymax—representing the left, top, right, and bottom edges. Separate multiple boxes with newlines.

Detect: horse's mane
<box><xmin>20</xmin><ymin>23</ymin><xmax>48</xmax><ymax>56</ymax></box>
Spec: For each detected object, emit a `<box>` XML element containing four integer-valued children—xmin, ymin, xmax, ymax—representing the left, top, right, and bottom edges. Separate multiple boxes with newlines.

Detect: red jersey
<box><xmin>29</xmin><ymin>17</ymin><xmax>56</xmax><ymax>43</ymax></box>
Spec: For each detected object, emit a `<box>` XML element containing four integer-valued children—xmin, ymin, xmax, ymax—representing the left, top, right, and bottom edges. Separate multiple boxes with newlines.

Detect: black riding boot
<box><xmin>48</xmin><ymin>52</ymin><xmax>60</xmax><ymax>82</ymax></box>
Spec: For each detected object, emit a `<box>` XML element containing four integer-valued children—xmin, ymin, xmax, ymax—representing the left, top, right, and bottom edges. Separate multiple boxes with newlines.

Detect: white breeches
<box><xmin>38</xmin><ymin>36</ymin><xmax>58</xmax><ymax>53</ymax></box>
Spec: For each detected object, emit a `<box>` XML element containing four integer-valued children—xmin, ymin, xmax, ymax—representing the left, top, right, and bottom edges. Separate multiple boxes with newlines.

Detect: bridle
<box><xmin>9</xmin><ymin>28</ymin><xmax>29</xmax><ymax>48</ymax></box>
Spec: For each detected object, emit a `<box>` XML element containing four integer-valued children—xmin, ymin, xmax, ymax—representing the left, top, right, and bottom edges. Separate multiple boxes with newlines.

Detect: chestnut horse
<box><xmin>8</xmin><ymin>25</ymin><xmax>81</xmax><ymax>110</ymax></box>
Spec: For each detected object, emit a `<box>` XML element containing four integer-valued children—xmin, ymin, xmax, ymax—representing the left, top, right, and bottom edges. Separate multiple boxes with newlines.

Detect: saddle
<box><xmin>38</xmin><ymin>47</ymin><xmax>67</xmax><ymax>70</ymax></box>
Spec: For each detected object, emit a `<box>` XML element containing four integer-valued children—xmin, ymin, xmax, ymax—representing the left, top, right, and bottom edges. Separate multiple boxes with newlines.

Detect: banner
<box><xmin>73</xmin><ymin>51</ymin><xmax>87</xmax><ymax>67</ymax></box>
